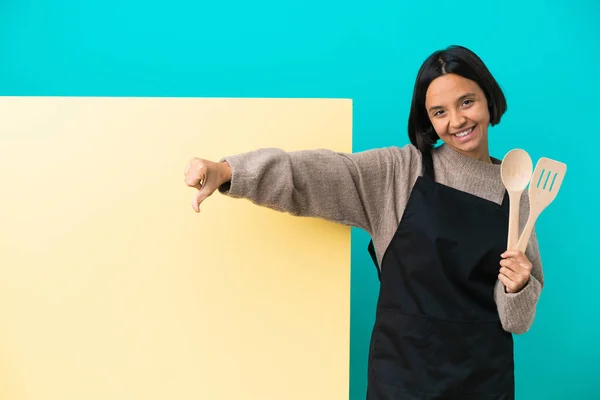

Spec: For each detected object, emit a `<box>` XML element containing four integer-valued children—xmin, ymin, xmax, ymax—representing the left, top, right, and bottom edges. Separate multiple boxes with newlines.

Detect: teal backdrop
<box><xmin>2</xmin><ymin>1</ymin><xmax>598</xmax><ymax>398</ymax></box>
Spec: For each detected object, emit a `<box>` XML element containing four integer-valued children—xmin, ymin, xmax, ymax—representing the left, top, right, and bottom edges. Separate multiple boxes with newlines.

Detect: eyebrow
<box><xmin>428</xmin><ymin>92</ymin><xmax>476</xmax><ymax>112</ymax></box>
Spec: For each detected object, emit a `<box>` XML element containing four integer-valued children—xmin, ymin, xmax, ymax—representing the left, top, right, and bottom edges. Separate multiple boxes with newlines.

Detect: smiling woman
<box><xmin>409</xmin><ymin>45</ymin><xmax>507</xmax><ymax>163</ymax></box>
<box><xmin>184</xmin><ymin>45</ymin><xmax>544</xmax><ymax>399</ymax></box>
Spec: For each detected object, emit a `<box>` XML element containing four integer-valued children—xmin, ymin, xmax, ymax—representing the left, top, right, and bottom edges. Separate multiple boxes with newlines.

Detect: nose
<box><xmin>449</xmin><ymin>111</ymin><xmax>467</xmax><ymax>130</ymax></box>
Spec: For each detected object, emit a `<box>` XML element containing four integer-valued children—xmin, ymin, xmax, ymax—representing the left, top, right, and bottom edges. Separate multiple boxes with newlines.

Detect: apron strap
<box><xmin>367</xmin><ymin>150</ymin><xmax>433</xmax><ymax>280</ymax></box>
<box><xmin>421</xmin><ymin>149</ymin><xmax>435</xmax><ymax>180</ymax></box>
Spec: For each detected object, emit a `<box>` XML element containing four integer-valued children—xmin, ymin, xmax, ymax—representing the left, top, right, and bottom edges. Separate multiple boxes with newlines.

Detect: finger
<box><xmin>192</xmin><ymin>188</ymin><xmax>210</xmax><ymax>213</ymax></box>
<box><xmin>511</xmin><ymin>252</ymin><xmax>532</xmax><ymax>269</ymax></box>
<box><xmin>500</xmin><ymin>259</ymin><xmax>527</xmax><ymax>275</ymax></box>
<box><xmin>498</xmin><ymin>273</ymin><xmax>518</xmax><ymax>293</ymax></box>
<box><xmin>184</xmin><ymin>157</ymin><xmax>199</xmax><ymax>174</ymax></box>
<box><xmin>498</xmin><ymin>273</ymin><xmax>511</xmax><ymax>289</ymax></box>
<box><xmin>185</xmin><ymin>164</ymin><xmax>207</xmax><ymax>190</ymax></box>
<box><xmin>517</xmin><ymin>258</ymin><xmax>532</xmax><ymax>272</ymax></box>
<box><xmin>511</xmin><ymin>262</ymin><xmax>531</xmax><ymax>276</ymax></box>
<box><xmin>499</xmin><ymin>266</ymin><xmax>519</xmax><ymax>282</ymax></box>
<box><xmin>499</xmin><ymin>260</ymin><xmax>531</xmax><ymax>292</ymax></box>
<box><xmin>502</xmin><ymin>250</ymin><xmax>530</xmax><ymax>264</ymax></box>
<box><xmin>501</xmin><ymin>250</ymin><xmax>532</xmax><ymax>271</ymax></box>
<box><xmin>501</xmin><ymin>249</ymin><xmax>523</xmax><ymax>258</ymax></box>
<box><xmin>509</xmin><ymin>259</ymin><xmax>532</xmax><ymax>274</ymax></box>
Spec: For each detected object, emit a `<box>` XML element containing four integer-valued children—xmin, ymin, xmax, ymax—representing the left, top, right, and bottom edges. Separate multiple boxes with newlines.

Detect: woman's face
<box><xmin>425</xmin><ymin>73</ymin><xmax>491</xmax><ymax>162</ymax></box>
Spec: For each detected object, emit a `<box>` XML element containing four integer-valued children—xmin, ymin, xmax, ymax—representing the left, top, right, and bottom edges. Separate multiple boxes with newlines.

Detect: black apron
<box><xmin>366</xmin><ymin>150</ymin><xmax>514</xmax><ymax>399</ymax></box>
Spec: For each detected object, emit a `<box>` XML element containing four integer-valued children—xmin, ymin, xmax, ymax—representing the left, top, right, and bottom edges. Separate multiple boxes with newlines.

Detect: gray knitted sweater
<box><xmin>219</xmin><ymin>143</ymin><xmax>543</xmax><ymax>334</ymax></box>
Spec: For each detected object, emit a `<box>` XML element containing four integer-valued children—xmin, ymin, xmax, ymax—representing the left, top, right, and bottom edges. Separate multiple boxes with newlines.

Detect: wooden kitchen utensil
<box><xmin>500</xmin><ymin>149</ymin><xmax>533</xmax><ymax>250</ymax></box>
<box><xmin>516</xmin><ymin>157</ymin><xmax>567</xmax><ymax>252</ymax></box>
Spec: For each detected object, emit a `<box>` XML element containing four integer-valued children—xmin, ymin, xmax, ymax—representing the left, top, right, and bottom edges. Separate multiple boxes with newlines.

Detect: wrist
<box><xmin>218</xmin><ymin>161</ymin><xmax>232</xmax><ymax>185</ymax></box>
<box><xmin>505</xmin><ymin>277</ymin><xmax>530</xmax><ymax>294</ymax></box>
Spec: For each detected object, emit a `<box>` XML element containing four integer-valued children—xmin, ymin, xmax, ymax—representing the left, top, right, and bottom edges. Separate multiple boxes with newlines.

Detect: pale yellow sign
<box><xmin>0</xmin><ymin>97</ymin><xmax>352</xmax><ymax>399</ymax></box>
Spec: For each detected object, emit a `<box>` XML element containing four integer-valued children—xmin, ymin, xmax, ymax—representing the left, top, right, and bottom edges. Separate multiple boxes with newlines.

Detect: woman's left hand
<box><xmin>499</xmin><ymin>250</ymin><xmax>532</xmax><ymax>293</ymax></box>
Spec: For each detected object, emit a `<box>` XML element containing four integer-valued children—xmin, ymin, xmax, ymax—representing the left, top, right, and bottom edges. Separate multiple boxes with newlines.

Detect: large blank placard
<box><xmin>0</xmin><ymin>97</ymin><xmax>351</xmax><ymax>400</ymax></box>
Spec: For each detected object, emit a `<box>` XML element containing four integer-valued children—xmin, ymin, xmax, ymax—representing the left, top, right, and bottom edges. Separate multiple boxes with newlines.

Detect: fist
<box><xmin>498</xmin><ymin>250</ymin><xmax>532</xmax><ymax>293</ymax></box>
<box><xmin>184</xmin><ymin>157</ymin><xmax>231</xmax><ymax>213</ymax></box>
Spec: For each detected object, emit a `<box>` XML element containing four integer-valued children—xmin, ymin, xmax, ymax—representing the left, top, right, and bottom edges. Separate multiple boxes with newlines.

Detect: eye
<box><xmin>433</xmin><ymin>110</ymin><xmax>445</xmax><ymax>117</ymax></box>
<box><xmin>462</xmin><ymin>99</ymin><xmax>474</xmax><ymax>107</ymax></box>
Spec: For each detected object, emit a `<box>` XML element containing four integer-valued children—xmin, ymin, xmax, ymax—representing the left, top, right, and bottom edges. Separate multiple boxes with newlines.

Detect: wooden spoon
<box><xmin>501</xmin><ymin>149</ymin><xmax>533</xmax><ymax>250</ymax></box>
<box><xmin>516</xmin><ymin>157</ymin><xmax>567</xmax><ymax>252</ymax></box>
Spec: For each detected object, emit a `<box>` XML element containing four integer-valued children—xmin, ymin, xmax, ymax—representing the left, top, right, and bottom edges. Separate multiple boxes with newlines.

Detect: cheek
<box><xmin>430</xmin><ymin>118</ymin><xmax>447</xmax><ymax>136</ymax></box>
<box><xmin>468</xmin><ymin>104</ymin><xmax>490</xmax><ymax>124</ymax></box>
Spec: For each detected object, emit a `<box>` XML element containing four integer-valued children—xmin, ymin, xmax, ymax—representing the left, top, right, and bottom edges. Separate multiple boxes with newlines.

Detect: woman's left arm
<box><xmin>494</xmin><ymin>228</ymin><xmax>545</xmax><ymax>334</ymax></box>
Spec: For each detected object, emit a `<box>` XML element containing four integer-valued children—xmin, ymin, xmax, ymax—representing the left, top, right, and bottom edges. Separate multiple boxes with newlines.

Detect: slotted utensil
<box><xmin>501</xmin><ymin>149</ymin><xmax>533</xmax><ymax>250</ymax></box>
<box><xmin>516</xmin><ymin>157</ymin><xmax>567</xmax><ymax>252</ymax></box>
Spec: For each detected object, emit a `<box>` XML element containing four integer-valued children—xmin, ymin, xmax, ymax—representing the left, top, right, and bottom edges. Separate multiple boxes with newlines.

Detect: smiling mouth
<box><xmin>452</xmin><ymin>126</ymin><xmax>475</xmax><ymax>138</ymax></box>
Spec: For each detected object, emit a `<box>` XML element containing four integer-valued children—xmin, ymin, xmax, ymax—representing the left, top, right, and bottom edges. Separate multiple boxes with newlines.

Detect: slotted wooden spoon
<box><xmin>516</xmin><ymin>157</ymin><xmax>567</xmax><ymax>252</ymax></box>
<box><xmin>501</xmin><ymin>149</ymin><xmax>533</xmax><ymax>250</ymax></box>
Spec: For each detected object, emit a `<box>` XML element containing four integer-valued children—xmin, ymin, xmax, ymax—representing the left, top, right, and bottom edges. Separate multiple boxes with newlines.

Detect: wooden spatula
<box><xmin>516</xmin><ymin>157</ymin><xmax>567</xmax><ymax>252</ymax></box>
<box><xmin>501</xmin><ymin>149</ymin><xmax>533</xmax><ymax>250</ymax></box>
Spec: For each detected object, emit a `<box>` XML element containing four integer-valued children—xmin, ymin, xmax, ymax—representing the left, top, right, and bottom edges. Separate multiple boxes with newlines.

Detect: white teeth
<box><xmin>455</xmin><ymin>127</ymin><xmax>473</xmax><ymax>138</ymax></box>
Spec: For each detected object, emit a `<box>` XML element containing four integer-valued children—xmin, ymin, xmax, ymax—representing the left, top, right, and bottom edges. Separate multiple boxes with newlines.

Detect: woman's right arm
<box><xmin>184</xmin><ymin>146</ymin><xmax>416</xmax><ymax>235</ymax></box>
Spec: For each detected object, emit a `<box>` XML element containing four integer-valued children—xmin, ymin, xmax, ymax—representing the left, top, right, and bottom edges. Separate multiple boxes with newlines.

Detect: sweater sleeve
<box><xmin>217</xmin><ymin>146</ymin><xmax>409</xmax><ymax>235</ymax></box>
<box><xmin>494</xmin><ymin>192</ymin><xmax>545</xmax><ymax>334</ymax></box>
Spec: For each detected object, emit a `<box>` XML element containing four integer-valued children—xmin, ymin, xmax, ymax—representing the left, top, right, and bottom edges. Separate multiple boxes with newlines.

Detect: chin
<box><xmin>456</xmin><ymin>141</ymin><xmax>481</xmax><ymax>153</ymax></box>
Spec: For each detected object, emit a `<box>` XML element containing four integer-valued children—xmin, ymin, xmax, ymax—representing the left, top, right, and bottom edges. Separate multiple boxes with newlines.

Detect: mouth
<box><xmin>451</xmin><ymin>126</ymin><xmax>476</xmax><ymax>140</ymax></box>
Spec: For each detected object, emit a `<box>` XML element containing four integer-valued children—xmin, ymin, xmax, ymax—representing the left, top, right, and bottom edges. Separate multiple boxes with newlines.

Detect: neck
<box><xmin>467</xmin><ymin>151</ymin><xmax>492</xmax><ymax>164</ymax></box>
<box><xmin>454</xmin><ymin>143</ymin><xmax>491</xmax><ymax>164</ymax></box>
<box><xmin>437</xmin><ymin>142</ymin><xmax>499</xmax><ymax>166</ymax></box>
<box><xmin>434</xmin><ymin>143</ymin><xmax>502</xmax><ymax>188</ymax></box>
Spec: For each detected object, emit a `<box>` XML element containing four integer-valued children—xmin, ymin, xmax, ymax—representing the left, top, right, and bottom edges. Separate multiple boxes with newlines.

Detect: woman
<box><xmin>184</xmin><ymin>45</ymin><xmax>543</xmax><ymax>399</ymax></box>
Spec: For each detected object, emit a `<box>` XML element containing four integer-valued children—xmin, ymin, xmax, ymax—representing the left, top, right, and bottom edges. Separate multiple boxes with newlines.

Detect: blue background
<box><xmin>2</xmin><ymin>1</ymin><xmax>598</xmax><ymax>398</ymax></box>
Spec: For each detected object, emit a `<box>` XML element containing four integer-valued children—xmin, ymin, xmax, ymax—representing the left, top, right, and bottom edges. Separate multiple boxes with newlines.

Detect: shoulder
<box><xmin>378</xmin><ymin>143</ymin><xmax>422</xmax><ymax>168</ymax></box>
<box><xmin>390</xmin><ymin>143</ymin><xmax>421</xmax><ymax>157</ymax></box>
<box><xmin>342</xmin><ymin>143</ymin><xmax>421</xmax><ymax>171</ymax></box>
